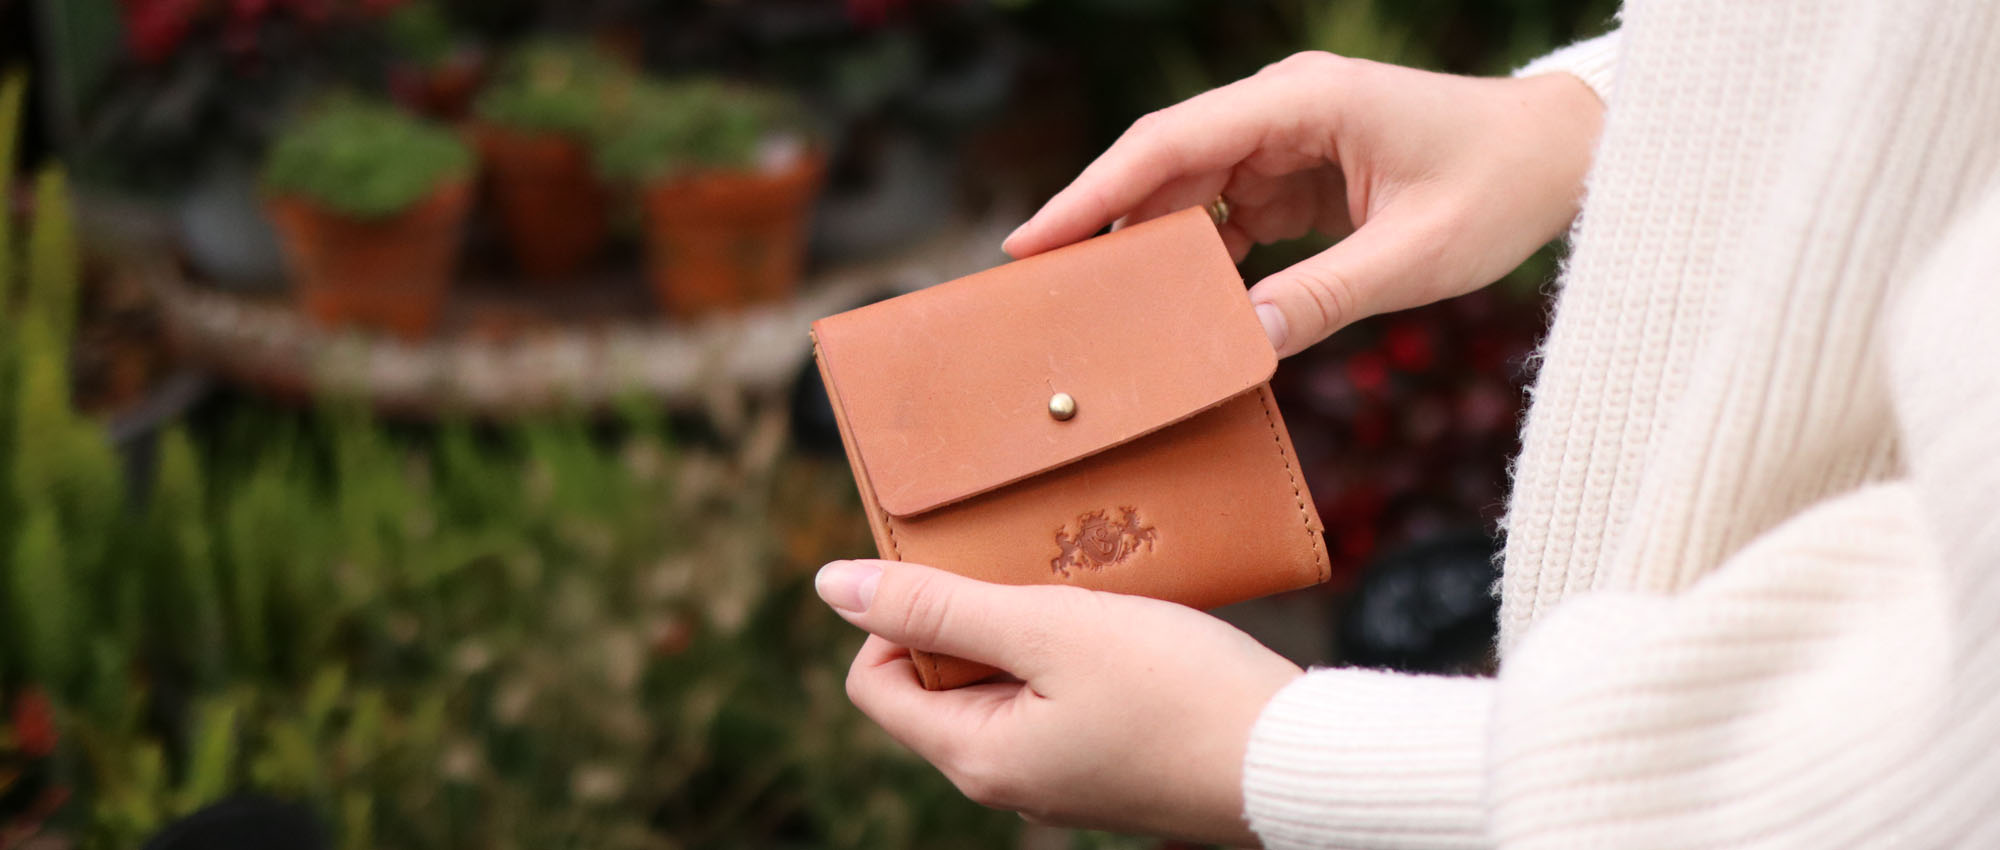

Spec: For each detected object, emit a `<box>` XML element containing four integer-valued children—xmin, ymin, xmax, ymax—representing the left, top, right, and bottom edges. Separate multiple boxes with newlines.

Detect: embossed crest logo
<box><xmin>1052</xmin><ymin>508</ymin><xmax>1157</xmax><ymax>577</ymax></box>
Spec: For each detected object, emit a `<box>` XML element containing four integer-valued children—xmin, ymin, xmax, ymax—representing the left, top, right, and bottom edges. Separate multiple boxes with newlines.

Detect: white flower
<box><xmin>570</xmin><ymin>763</ymin><xmax>625</xmax><ymax>803</ymax></box>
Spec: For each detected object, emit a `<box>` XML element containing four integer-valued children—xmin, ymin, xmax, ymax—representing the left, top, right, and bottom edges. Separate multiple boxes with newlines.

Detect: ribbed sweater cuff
<box><xmin>1244</xmin><ymin>668</ymin><xmax>1493</xmax><ymax>850</ymax></box>
<box><xmin>1515</xmin><ymin>30</ymin><xmax>1620</xmax><ymax>104</ymax></box>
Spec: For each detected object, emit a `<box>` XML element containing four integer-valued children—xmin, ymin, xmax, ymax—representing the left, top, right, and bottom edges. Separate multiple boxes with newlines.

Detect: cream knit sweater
<box><xmin>1242</xmin><ymin>0</ymin><xmax>2000</xmax><ymax>847</ymax></box>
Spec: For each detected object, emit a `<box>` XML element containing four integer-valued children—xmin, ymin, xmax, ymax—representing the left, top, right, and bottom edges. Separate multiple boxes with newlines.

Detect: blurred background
<box><xmin>0</xmin><ymin>1</ymin><xmax>1612</xmax><ymax>847</ymax></box>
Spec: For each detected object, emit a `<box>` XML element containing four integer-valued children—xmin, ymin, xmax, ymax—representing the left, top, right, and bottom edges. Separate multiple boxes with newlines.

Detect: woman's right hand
<box><xmin>1003</xmin><ymin>52</ymin><xmax>1604</xmax><ymax>357</ymax></box>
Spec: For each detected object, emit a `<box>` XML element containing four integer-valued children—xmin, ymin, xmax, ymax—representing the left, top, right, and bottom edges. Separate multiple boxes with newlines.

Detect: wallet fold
<box><xmin>812</xmin><ymin>207</ymin><xmax>1329</xmax><ymax>690</ymax></box>
<box><xmin>814</xmin><ymin>209</ymin><xmax>1277</xmax><ymax>519</ymax></box>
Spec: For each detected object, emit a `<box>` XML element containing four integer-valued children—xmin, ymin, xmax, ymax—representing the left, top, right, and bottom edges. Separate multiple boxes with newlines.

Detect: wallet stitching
<box><xmin>1255</xmin><ymin>388</ymin><xmax>1330</xmax><ymax>584</ymax></box>
<box><xmin>899</xmin><ymin>392</ymin><xmax>1322</xmax><ymax>687</ymax></box>
<box><xmin>819</xmin><ymin>332</ymin><xmax>946</xmax><ymax>690</ymax></box>
<box><xmin>883</xmin><ymin>517</ymin><xmax>946</xmax><ymax>686</ymax></box>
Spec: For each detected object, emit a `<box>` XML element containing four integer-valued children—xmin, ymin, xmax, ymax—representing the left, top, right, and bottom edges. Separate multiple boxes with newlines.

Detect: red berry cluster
<box><xmin>842</xmin><ymin>0</ymin><xmax>927</xmax><ymax>28</ymax></box>
<box><xmin>6</xmin><ymin>690</ymin><xmax>56</xmax><ymax>758</ymax></box>
<box><xmin>1</xmin><ymin>688</ymin><xmax>68</xmax><ymax>846</ymax></box>
<box><xmin>1272</xmin><ymin>287</ymin><xmax>1545</xmax><ymax>586</ymax></box>
<box><xmin>119</xmin><ymin>0</ymin><xmax>195</xmax><ymax>64</ymax></box>
<box><xmin>118</xmin><ymin>0</ymin><xmax>408</xmax><ymax>66</ymax></box>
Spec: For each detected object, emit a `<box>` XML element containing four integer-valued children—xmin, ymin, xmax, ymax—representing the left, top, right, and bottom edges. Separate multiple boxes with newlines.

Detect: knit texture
<box><xmin>1515</xmin><ymin>30</ymin><xmax>1620</xmax><ymax>103</ymax></box>
<box><xmin>1243</xmin><ymin>0</ymin><xmax>2000</xmax><ymax>846</ymax></box>
<box><xmin>1246</xmin><ymin>670</ymin><xmax>1492</xmax><ymax>848</ymax></box>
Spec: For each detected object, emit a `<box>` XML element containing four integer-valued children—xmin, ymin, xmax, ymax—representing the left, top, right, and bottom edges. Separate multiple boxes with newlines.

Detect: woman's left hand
<box><xmin>815</xmin><ymin>558</ymin><xmax>1302</xmax><ymax>846</ymax></box>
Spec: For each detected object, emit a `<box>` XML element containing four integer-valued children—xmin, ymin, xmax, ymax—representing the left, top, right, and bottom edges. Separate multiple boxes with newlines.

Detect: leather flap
<box><xmin>812</xmin><ymin>207</ymin><xmax>1275</xmax><ymax>518</ymax></box>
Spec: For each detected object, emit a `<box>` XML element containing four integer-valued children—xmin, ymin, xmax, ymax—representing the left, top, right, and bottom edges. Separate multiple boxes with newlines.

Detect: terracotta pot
<box><xmin>477</xmin><ymin>125</ymin><xmax>611</xmax><ymax>280</ymax></box>
<box><xmin>388</xmin><ymin>52</ymin><xmax>487</xmax><ymax>121</ymax></box>
<box><xmin>266</xmin><ymin>181</ymin><xmax>471</xmax><ymax>340</ymax></box>
<box><xmin>638</xmin><ymin>154</ymin><xmax>824</xmax><ymax>318</ymax></box>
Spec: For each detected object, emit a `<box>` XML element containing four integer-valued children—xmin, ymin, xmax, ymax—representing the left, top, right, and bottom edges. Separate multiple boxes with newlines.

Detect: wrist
<box><xmin>1510</xmin><ymin>71</ymin><xmax>1606</xmax><ymax>238</ymax></box>
<box><xmin>1190</xmin><ymin>663</ymin><xmax>1302</xmax><ymax>848</ymax></box>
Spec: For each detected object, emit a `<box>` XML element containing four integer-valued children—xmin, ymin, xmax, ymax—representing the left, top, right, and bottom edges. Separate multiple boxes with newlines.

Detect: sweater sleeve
<box><xmin>1483</xmin><ymin>180</ymin><xmax>2000</xmax><ymax>845</ymax></box>
<box><xmin>1245</xmin><ymin>669</ymin><xmax>1492</xmax><ymax>849</ymax></box>
<box><xmin>1243</xmin><ymin>181</ymin><xmax>2000</xmax><ymax>850</ymax></box>
<box><xmin>1514</xmin><ymin>30</ymin><xmax>1620</xmax><ymax>104</ymax></box>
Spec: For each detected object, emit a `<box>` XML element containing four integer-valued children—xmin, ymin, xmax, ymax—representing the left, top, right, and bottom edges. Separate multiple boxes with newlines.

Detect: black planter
<box><xmin>1339</xmin><ymin>530</ymin><xmax>1503</xmax><ymax>675</ymax></box>
<box><xmin>143</xmin><ymin>795</ymin><xmax>328</xmax><ymax>850</ymax></box>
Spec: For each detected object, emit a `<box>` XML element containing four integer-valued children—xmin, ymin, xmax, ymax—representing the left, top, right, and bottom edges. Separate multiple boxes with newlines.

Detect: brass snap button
<box><xmin>1047</xmin><ymin>392</ymin><xmax>1077</xmax><ymax>421</ymax></box>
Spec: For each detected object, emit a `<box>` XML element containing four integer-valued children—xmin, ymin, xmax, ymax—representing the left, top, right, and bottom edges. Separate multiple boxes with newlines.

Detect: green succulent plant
<box><xmin>592</xmin><ymin>79</ymin><xmax>809</xmax><ymax>183</ymax></box>
<box><xmin>473</xmin><ymin>40</ymin><xmax>635</xmax><ymax>138</ymax></box>
<box><xmin>261</xmin><ymin>99</ymin><xmax>472</xmax><ymax>219</ymax></box>
<box><xmin>385</xmin><ymin>1</ymin><xmax>458</xmax><ymax>70</ymax></box>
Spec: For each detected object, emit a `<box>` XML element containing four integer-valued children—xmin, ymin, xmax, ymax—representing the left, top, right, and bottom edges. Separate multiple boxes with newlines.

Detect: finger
<box><xmin>1003</xmin><ymin>67</ymin><xmax>1337</xmax><ymax>258</ymax></box>
<box><xmin>1247</xmin><ymin>205</ymin><xmax>1455</xmax><ymax>356</ymax></box>
<box><xmin>1225</xmin><ymin>165</ymin><xmax>1353</xmax><ymax>245</ymax></box>
<box><xmin>1114</xmin><ymin>172</ymin><xmax>1232</xmax><ymax>234</ymax></box>
<box><xmin>854</xmin><ymin>632</ymin><xmax>913</xmax><ymax>669</ymax></box>
<box><xmin>1218</xmin><ymin>221</ymin><xmax>1254</xmax><ymax>262</ymax></box>
<box><xmin>815</xmin><ymin>559</ymin><xmax>1082</xmax><ymax>678</ymax></box>
<box><xmin>846</xmin><ymin>635</ymin><xmax>1022</xmax><ymax>762</ymax></box>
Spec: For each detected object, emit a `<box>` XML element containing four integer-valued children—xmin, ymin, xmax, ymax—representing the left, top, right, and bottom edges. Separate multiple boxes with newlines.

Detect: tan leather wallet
<box><xmin>810</xmin><ymin>206</ymin><xmax>1330</xmax><ymax>689</ymax></box>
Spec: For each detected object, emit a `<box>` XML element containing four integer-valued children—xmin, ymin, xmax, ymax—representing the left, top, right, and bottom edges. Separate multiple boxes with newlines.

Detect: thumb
<box><xmin>814</xmin><ymin>559</ymin><xmax>1071</xmax><ymax>677</ymax></box>
<box><xmin>1248</xmin><ymin>210</ymin><xmax>1447</xmax><ymax>357</ymax></box>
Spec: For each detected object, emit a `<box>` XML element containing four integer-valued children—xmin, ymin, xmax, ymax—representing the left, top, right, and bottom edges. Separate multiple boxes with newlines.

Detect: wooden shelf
<box><xmin>132</xmin><ymin>217</ymin><xmax>1012</xmax><ymax>418</ymax></box>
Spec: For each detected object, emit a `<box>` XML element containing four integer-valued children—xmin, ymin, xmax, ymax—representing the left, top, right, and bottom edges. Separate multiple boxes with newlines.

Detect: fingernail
<box><xmin>816</xmin><ymin>560</ymin><xmax>882</xmax><ymax>613</ymax></box>
<box><xmin>1255</xmin><ymin>302</ymin><xmax>1288</xmax><ymax>351</ymax></box>
<box><xmin>1003</xmin><ymin>221</ymin><xmax>1029</xmax><ymax>249</ymax></box>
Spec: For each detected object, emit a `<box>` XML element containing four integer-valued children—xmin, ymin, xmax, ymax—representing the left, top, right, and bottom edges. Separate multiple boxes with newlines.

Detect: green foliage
<box><xmin>8</xmin><ymin>510</ymin><xmax>79</xmax><ymax>688</ymax></box>
<box><xmin>3</xmin><ymin>166</ymin><xmax>120</xmax><ymax>698</ymax></box>
<box><xmin>11</xmin><ymin>329</ymin><xmax>72</xmax><ymax>514</ymax></box>
<box><xmin>473</xmin><ymin>40</ymin><xmax>635</xmax><ymax>138</ymax></box>
<box><xmin>1301</xmin><ymin>0</ymin><xmax>1424</xmax><ymax>66</ymax></box>
<box><xmin>261</xmin><ymin>99</ymin><xmax>473</xmax><ymax>219</ymax></box>
<box><xmin>147</xmin><ymin>428</ymin><xmax>228</xmax><ymax>686</ymax></box>
<box><xmin>0</xmin><ymin>138</ymin><xmax>1007</xmax><ymax>844</ymax></box>
<box><xmin>0</xmin><ymin>70</ymin><xmax>22</xmax><ymax>312</ymax></box>
<box><xmin>592</xmin><ymin>80</ymin><xmax>808</xmax><ymax>183</ymax></box>
<box><xmin>180</xmin><ymin>697</ymin><xmax>243</xmax><ymax>809</ymax></box>
<box><xmin>10</xmin><ymin>329</ymin><xmax>122</xmax><ymax>607</ymax></box>
<box><xmin>27</xmin><ymin>168</ymin><xmax>80</xmax><ymax>342</ymax></box>
<box><xmin>385</xmin><ymin>1</ymin><xmax>458</xmax><ymax>69</ymax></box>
<box><xmin>72</xmin><ymin>690</ymin><xmax>253</xmax><ymax>847</ymax></box>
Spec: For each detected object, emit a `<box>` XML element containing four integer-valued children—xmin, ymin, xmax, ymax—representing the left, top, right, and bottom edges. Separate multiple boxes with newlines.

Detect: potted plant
<box><xmin>594</xmin><ymin>80</ymin><xmax>824</xmax><ymax>318</ymax></box>
<box><xmin>66</xmin><ymin>0</ymin><xmax>411</xmax><ymax>289</ymax></box>
<box><xmin>262</xmin><ymin>99</ymin><xmax>474</xmax><ymax>339</ymax></box>
<box><xmin>385</xmin><ymin>0</ymin><xmax>488</xmax><ymax>121</ymax></box>
<box><xmin>471</xmin><ymin>41</ymin><xmax>633</xmax><ymax>280</ymax></box>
